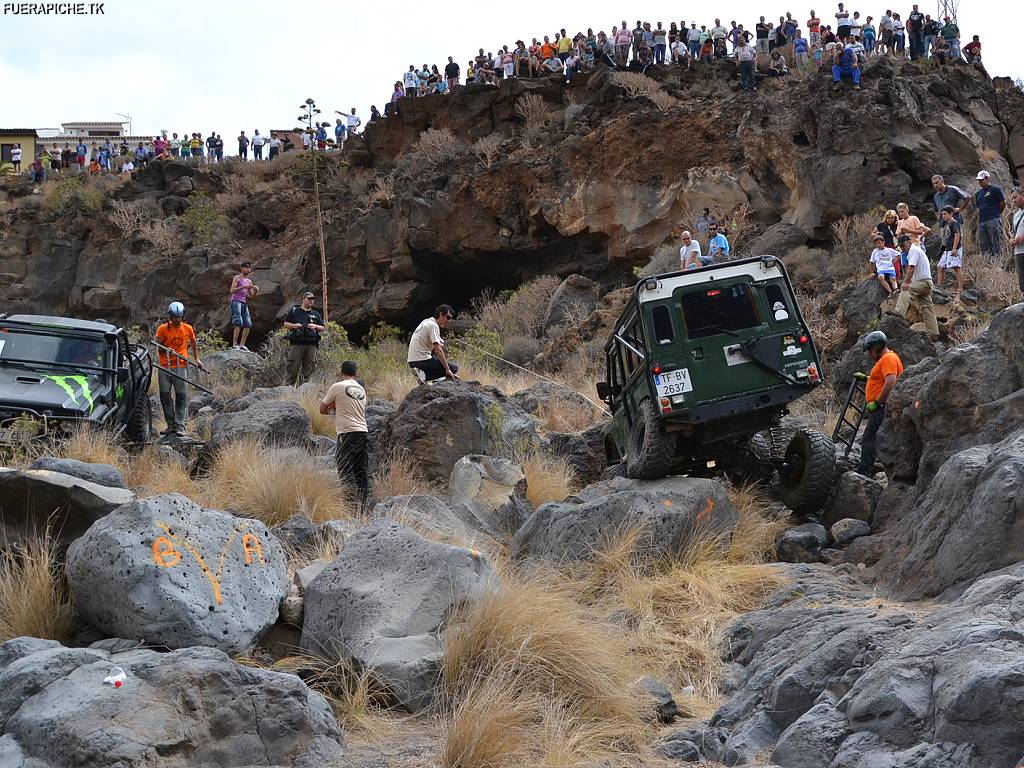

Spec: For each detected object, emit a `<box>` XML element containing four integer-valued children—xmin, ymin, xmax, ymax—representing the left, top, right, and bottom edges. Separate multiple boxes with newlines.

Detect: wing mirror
<box><xmin>596</xmin><ymin>381</ymin><xmax>610</xmax><ymax>401</ymax></box>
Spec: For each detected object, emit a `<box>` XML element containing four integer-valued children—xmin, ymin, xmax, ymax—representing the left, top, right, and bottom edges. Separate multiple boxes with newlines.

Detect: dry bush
<box><xmin>647</xmin><ymin>89</ymin><xmax>678</xmax><ymax>113</ymax></box>
<box><xmin>970</xmin><ymin>264</ymin><xmax>1021</xmax><ymax>305</ymax></box>
<box><xmin>719</xmin><ymin>202</ymin><xmax>761</xmax><ymax>255</ymax></box>
<box><xmin>784</xmin><ymin>246</ymin><xmax>829</xmax><ymax>287</ymax></box>
<box><xmin>371</xmin><ymin>447</ymin><xmax>438</xmax><ymax>498</ymax></box>
<box><xmin>472</xmin><ymin>275</ymin><xmax>561</xmax><ymax>340</ymax></box>
<box><xmin>830</xmin><ymin>208</ymin><xmax>884</xmax><ymax>280</ymax></box>
<box><xmin>274</xmin><ymin>653</ymin><xmax>391</xmax><ymax>733</ymax></box>
<box><xmin>0</xmin><ymin>532</ymin><xmax>74</xmax><ymax>644</ymax></box>
<box><xmin>442</xmin><ymin>572</ymin><xmax>648</xmax><ymax>751</ymax></box>
<box><xmin>282</xmin><ymin>387</ymin><xmax>335</xmax><ymax>437</ymax></box>
<box><xmin>124</xmin><ymin>445</ymin><xmax>198</xmax><ymax>498</ymax></box>
<box><xmin>536</xmin><ymin>396</ymin><xmax>602</xmax><ymax>433</ymax></box>
<box><xmin>948</xmin><ymin>316</ymin><xmax>990</xmax><ymax>346</ymax></box>
<box><xmin>202</xmin><ymin>437</ymin><xmax>353</xmax><ymax>525</ymax></box>
<box><xmin>369</xmin><ymin>370</ymin><xmax>418</xmax><ymax>403</ymax></box>
<box><xmin>141</xmin><ymin>218</ymin><xmax>184</xmax><ymax>259</ymax></box>
<box><xmin>55</xmin><ymin>427</ymin><xmax>127</xmax><ymax>470</ymax></box>
<box><xmin>368</xmin><ymin>175</ymin><xmax>396</xmax><ymax>206</ymax></box>
<box><xmin>471</xmin><ymin>134</ymin><xmax>503</xmax><ymax>168</ymax></box>
<box><xmin>410</xmin><ymin>128</ymin><xmax>462</xmax><ymax>168</ymax></box>
<box><xmin>512</xmin><ymin>448</ymin><xmax>579</xmax><ymax>509</ymax></box>
<box><xmin>109</xmin><ymin>199</ymin><xmax>146</xmax><ymax>239</ymax></box>
<box><xmin>797</xmin><ymin>289</ymin><xmax>846</xmax><ymax>354</ymax></box>
<box><xmin>515</xmin><ymin>94</ymin><xmax>552</xmax><ymax>148</ymax></box>
<box><xmin>611</xmin><ymin>72</ymin><xmax>662</xmax><ymax>99</ymax></box>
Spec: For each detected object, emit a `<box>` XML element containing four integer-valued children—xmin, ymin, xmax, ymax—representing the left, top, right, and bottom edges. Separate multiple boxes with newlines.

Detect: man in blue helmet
<box><xmin>154</xmin><ymin>301</ymin><xmax>203</xmax><ymax>438</ymax></box>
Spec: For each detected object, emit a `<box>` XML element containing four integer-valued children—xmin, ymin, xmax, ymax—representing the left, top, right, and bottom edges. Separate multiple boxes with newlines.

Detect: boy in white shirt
<box><xmin>870</xmin><ymin>234</ymin><xmax>899</xmax><ymax>295</ymax></box>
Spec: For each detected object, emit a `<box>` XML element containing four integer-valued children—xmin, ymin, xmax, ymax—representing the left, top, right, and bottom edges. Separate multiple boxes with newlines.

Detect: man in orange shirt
<box><xmin>857</xmin><ymin>330</ymin><xmax>903</xmax><ymax>476</ymax></box>
<box><xmin>154</xmin><ymin>301</ymin><xmax>204</xmax><ymax>437</ymax></box>
<box><xmin>540</xmin><ymin>35</ymin><xmax>557</xmax><ymax>60</ymax></box>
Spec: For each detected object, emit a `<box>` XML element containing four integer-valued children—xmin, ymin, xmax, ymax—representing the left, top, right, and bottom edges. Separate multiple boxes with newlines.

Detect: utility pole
<box><xmin>297</xmin><ymin>98</ymin><xmax>329</xmax><ymax>321</ymax></box>
<box><xmin>936</xmin><ymin>0</ymin><xmax>959</xmax><ymax>21</ymax></box>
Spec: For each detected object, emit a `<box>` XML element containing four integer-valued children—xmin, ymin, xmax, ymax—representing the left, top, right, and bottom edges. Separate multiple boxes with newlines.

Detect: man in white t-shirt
<box><xmin>1010</xmin><ymin>186</ymin><xmax>1024</xmax><ymax>295</ymax></box>
<box><xmin>892</xmin><ymin>234</ymin><xmax>939</xmax><ymax>339</ymax></box>
<box><xmin>320</xmin><ymin>360</ymin><xmax>370</xmax><ymax>501</ymax></box>
<box><xmin>346</xmin><ymin>108</ymin><xmax>361</xmax><ymax>135</ymax></box>
<box><xmin>679</xmin><ymin>230</ymin><xmax>703</xmax><ymax>269</ymax></box>
<box><xmin>407</xmin><ymin>304</ymin><xmax>459</xmax><ymax>382</ymax></box>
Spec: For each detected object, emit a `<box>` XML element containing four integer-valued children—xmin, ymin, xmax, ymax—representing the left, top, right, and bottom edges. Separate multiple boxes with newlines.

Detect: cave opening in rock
<box><xmin>792</xmin><ymin>131</ymin><xmax>810</xmax><ymax>146</ymax></box>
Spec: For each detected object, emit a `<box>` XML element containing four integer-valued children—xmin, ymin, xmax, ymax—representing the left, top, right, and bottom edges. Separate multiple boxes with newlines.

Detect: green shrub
<box><xmin>183</xmin><ymin>192</ymin><xmax>228</xmax><ymax>245</ymax></box>
<box><xmin>43</xmin><ymin>177</ymin><xmax>104</xmax><ymax>215</ymax></box>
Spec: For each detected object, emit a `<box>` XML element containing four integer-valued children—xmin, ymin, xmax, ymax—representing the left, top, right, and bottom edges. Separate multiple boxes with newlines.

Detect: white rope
<box><xmin>450</xmin><ymin>338</ymin><xmax>611</xmax><ymax>416</ymax></box>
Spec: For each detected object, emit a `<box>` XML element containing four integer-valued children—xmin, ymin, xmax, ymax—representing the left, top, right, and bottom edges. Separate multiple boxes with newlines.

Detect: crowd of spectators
<box><xmin>384</xmin><ymin>5</ymin><xmax>981</xmax><ymax>109</ymax></box>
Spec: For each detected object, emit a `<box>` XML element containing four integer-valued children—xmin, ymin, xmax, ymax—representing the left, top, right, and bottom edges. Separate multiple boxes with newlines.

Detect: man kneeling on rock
<box><xmin>857</xmin><ymin>331</ymin><xmax>903</xmax><ymax>476</ymax></box>
<box><xmin>320</xmin><ymin>360</ymin><xmax>370</xmax><ymax>504</ymax></box>
<box><xmin>407</xmin><ymin>304</ymin><xmax>460</xmax><ymax>383</ymax></box>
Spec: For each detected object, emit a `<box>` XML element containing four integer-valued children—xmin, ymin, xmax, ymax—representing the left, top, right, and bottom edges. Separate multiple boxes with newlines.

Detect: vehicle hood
<box><xmin>0</xmin><ymin>368</ymin><xmax>106</xmax><ymax>416</ymax></box>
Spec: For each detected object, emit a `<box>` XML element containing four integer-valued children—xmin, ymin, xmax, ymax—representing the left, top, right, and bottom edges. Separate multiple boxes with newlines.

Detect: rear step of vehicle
<box><xmin>832</xmin><ymin>374</ymin><xmax>868</xmax><ymax>458</ymax></box>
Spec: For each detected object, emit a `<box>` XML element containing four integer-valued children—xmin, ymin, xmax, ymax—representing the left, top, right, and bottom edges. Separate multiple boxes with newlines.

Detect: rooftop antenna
<box><xmin>936</xmin><ymin>0</ymin><xmax>959</xmax><ymax>21</ymax></box>
<box><xmin>115</xmin><ymin>112</ymin><xmax>132</xmax><ymax>136</ymax></box>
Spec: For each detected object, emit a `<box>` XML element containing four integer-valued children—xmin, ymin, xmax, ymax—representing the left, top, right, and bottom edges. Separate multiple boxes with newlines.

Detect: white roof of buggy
<box><xmin>638</xmin><ymin>259</ymin><xmax>786</xmax><ymax>304</ymax></box>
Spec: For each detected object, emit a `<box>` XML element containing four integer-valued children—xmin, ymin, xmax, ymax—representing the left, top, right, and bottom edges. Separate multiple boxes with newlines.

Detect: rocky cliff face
<box><xmin>1</xmin><ymin>59</ymin><xmax>1020</xmax><ymax>339</ymax></box>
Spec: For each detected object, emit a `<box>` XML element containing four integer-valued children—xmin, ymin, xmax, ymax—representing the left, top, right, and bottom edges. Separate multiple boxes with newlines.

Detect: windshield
<box><xmin>0</xmin><ymin>328</ymin><xmax>107</xmax><ymax>367</ymax></box>
<box><xmin>680</xmin><ymin>283</ymin><xmax>762</xmax><ymax>339</ymax></box>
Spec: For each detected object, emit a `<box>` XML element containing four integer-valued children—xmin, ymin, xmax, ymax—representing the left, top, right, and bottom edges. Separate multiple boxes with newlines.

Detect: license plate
<box><xmin>654</xmin><ymin>368</ymin><xmax>693</xmax><ymax>397</ymax></box>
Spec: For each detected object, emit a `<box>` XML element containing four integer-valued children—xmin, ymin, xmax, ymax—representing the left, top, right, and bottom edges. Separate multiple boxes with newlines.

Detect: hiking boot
<box><xmin>853</xmin><ymin>84</ymin><xmax>861</xmax><ymax>90</ymax></box>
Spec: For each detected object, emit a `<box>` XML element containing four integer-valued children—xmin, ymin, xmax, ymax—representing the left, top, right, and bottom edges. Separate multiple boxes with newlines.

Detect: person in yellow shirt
<box><xmin>857</xmin><ymin>331</ymin><xmax>903</xmax><ymax>475</ymax></box>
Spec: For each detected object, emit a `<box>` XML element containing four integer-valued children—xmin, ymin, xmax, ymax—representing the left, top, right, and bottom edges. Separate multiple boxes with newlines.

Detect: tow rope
<box><xmin>449</xmin><ymin>337</ymin><xmax>611</xmax><ymax>417</ymax></box>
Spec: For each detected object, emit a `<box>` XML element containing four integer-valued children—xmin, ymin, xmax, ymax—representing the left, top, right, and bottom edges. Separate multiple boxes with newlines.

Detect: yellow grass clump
<box><xmin>283</xmin><ymin>387</ymin><xmax>335</xmax><ymax>437</ymax></box>
<box><xmin>371</xmin><ymin>448</ymin><xmax>437</xmax><ymax>499</ymax></box>
<box><xmin>123</xmin><ymin>444</ymin><xmax>198</xmax><ymax>498</ymax></box>
<box><xmin>54</xmin><ymin>427</ymin><xmax>127</xmax><ymax>471</ymax></box>
<box><xmin>514</xmin><ymin>449</ymin><xmax>579</xmax><ymax>509</ymax></box>
<box><xmin>202</xmin><ymin>437</ymin><xmax>353</xmax><ymax>525</ymax></box>
<box><xmin>0</xmin><ymin>532</ymin><xmax>74</xmax><ymax>644</ymax></box>
<box><xmin>273</xmin><ymin>653</ymin><xmax>391</xmax><ymax>734</ymax></box>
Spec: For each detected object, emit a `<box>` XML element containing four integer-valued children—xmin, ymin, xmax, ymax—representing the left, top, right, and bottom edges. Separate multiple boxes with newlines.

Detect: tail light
<box><xmin>807</xmin><ymin>364</ymin><xmax>820</xmax><ymax>382</ymax></box>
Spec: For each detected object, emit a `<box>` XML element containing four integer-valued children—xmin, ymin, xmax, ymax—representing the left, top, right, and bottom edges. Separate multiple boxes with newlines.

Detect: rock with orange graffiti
<box><xmin>66</xmin><ymin>493</ymin><xmax>289</xmax><ymax>654</ymax></box>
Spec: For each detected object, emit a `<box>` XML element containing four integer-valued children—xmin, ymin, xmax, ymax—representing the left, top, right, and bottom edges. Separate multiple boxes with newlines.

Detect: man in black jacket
<box><xmin>283</xmin><ymin>292</ymin><xmax>325</xmax><ymax>385</ymax></box>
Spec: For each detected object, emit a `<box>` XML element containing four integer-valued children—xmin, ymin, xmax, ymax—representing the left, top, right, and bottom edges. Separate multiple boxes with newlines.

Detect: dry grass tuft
<box><xmin>830</xmin><ymin>208</ymin><xmax>885</xmax><ymax>281</ymax></box>
<box><xmin>124</xmin><ymin>445</ymin><xmax>198</xmax><ymax>498</ymax></box>
<box><xmin>0</xmin><ymin>532</ymin><xmax>74</xmax><ymax>644</ymax></box>
<box><xmin>949</xmin><ymin>316</ymin><xmax>990</xmax><ymax>346</ymax></box>
<box><xmin>442</xmin><ymin>571</ymin><xmax>648</xmax><ymax>759</ymax></box>
<box><xmin>55</xmin><ymin>428</ymin><xmax>127</xmax><ymax>471</ymax></box>
<box><xmin>536</xmin><ymin>396</ymin><xmax>602</xmax><ymax>433</ymax></box>
<box><xmin>283</xmin><ymin>387</ymin><xmax>335</xmax><ymax>437</ymax></box>
<box><xmin>371</xmin><ymin>447</ymin><xmax>438</xmax><ymax>499</ymax></box>
<box><xmin>441</xmin><ymin>670</ymin><xmax>539</xmax><ymax>768</ymax></box>
<box><xmin>202</xmin><ymin>437</ymin><xmax>353</xmax><ymax>525</ymax></box>
<box><xmin>369</xmin><ymin>370</ymin><xmax>418</xmax><ymax>404</ymax></box>
<box><xmin>513</xmin><ymin>448</ymin><xmax>579</xmax><ymax>509</ymax></box>
<box><xmin>274</xmin><ymin>653</ymin><xmax>391</xmax><ymax>734</ymax></box>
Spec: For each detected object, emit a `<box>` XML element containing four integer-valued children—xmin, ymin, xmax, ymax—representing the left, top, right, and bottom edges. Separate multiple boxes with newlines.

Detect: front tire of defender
<box><xmin>626</xmin><ymin>399</ymin><xmax>676</xmax><ymax>480</ymax></box>
<box><xmin>778</xmin><ymin>429</ymin><xmax>837</xmax><ymax>515</ymax></box>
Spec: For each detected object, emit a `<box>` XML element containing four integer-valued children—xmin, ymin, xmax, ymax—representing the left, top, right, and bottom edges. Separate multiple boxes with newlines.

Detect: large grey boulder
<box><xmin>372</xmin><ymin>494</ymin><xmax>483</xmax><ymax>544</ymax></box>
<box><xmin>0</xmin><ymin>467</ymin><xmax>134</xmax><ymax>549</ymax></box>
<box><xmin>209</xmin><ymin>398</ymin><xmax>311</xmax><ymax>447</ymax></box>
<box><xmin>546</xmin><ymin>423</ymin><xmax>608</xmax><ymax>484</ymax></box>
<box><xmin>377</xmin><ymin>381</ymin><xmax>540</xmax><ymax>484</ymax></box>
<box><xmin>820</xmin><ymin>471</ymin><xmax>883</xmax><ymax>530</ymax></box>
<box><xmin>876</xmin><ymin>430</ymin><xmax>1024</xmax><ymax>600</ymax></box>
<box><xmin>28</xmin><ymin>457</ymin><xmax>126</xmax><ymax>489</ymax></box>
<box><xmin>66</xmin><ymin>493</ymin><xmax>289</xmax><ymax>654</ymax></box>
<box><xmin>0</xmin><ymin>637</ymin><xmax>344</xmax><ymax>768</ymax></box>
<box><xmin>512</xmin><ymin>476</ymin><xmax>738</xmax><ymax>562</ymax></box>
<box><xmin>775</xmin><ymin>523</ymin><xmax>828</xmax><ymax>564</ymax></box>
<box><xmin>449</xmin><ymin>454</ymin><xmax>531</xmax><ymax>538</ymax></box>
<box><xmin>301</xmin><ymin>520</ymin><xmax>497</xmax><ymax>712</ymax></box>
<box><xmin>830</xmin><ymin>518</ymin><xmax>871</xmax><ymax>547</ymax></box>
<box><xmin>202</xmin><ymin>346</ymin><xmax>263</xmax><ymax>389</ymax></box>
<box><xmin>542</xmin><ymin>274</ymin><xmax>601</xmax><ymax>333</ymax></box>
<box><xmin>692</xmin><ymin>563</ymin><xmax>1024</xmax><ymax>767</ymax></box>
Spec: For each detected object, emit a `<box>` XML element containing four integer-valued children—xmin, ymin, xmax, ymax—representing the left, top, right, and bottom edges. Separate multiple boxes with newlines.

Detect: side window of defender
<box><xmin>651</xmin><ymin>305</ymin><xmax>675</xmax><ymax>345</ymax></box>
<box><xmin>765</xmin><ymin>285</ymin><xmax>791</xmax><ymax>323</ymax></box>
<box><xmin>622</xmin><ymin>318</ymin><xmax>643</xmax><ymax>376</ymax></box>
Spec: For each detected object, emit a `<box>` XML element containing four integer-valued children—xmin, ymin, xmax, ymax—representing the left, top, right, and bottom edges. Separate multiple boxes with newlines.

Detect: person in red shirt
<box><xmin>857</xmin><ymin>331</ymin><xmax>903</xmax><ymax>475</ymax></box>
<box><xmin>963</xmin><ymin>35</ymin><xmax>981</xmax><ymax>63</ymax></box>
<box><xmin>154</xmin><ymin>301</ymin><xmax>203</xmax><ymax>438</ymax></box>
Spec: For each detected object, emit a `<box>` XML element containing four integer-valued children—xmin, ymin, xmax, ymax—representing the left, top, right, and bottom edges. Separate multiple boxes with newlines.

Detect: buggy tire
<box><xmin>778</xmin><ymin>429</ymin><xmax>837</xmax><ymax>515</ymax></box>
<box><xmin>626</xmin><ymin>399</ymin><xmax>676</xmax><ymax>480</ymax></box>
<box><xmin>724</xmin><ymin>432</ymin><xmax>775</xmax><ymax>486</ymax></box>
<box><xmin>124</xmin><ymin>390</ymin><xmax>152</xmax><ymax>445</ymax></box>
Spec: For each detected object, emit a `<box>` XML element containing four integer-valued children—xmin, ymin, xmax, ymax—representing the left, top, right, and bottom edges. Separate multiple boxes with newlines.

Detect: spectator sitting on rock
<box><xmin>680</xmin><ymin>230</ymin><xmax>703</xmax><ymax>270</ymax></box>
<box><xmin>769</xmin><ymin>49</ymin><xmax>789</xmax><ymax>76</ymax></box>
<box><xmin>408</xmin><ymin>305</ymin><xmax>459</xmax><ymax>383</ymax></box>
<box><xmin>320</xmin><ymin>360</ymin><xmax>370</xmax><ymax>505</ymax></box>
<box><xmin>870</xmin><ymin>234</ymin><xmax>899</xmax><ymax>296</ymax></box>
<box><xmin>856</xmin><ymin>330</ymin><xmax>903</xmax><ymax>476</ymax></box>
<box><xmin>963</xmin><ymin>35</ymin><xmax>981</xmax><ymax>65</ymax></box>
<box><xmin>706</xmin><ymin>222</ymin><xmax>730</xmax><ymax>262</ymax></box>
<box><xmin>937</xmin><ymin>205</ymin><xmax>965</xmax><ymax>295</ymax></box>
<box><xmin>892</xmin><ymin>234</ymin><xmax>939</xmax><ymax>339</ymax></box>
<box><xmin>831</xmin><ymin>42</ymin><xmax>861</xmax><ymax>90</ymax></box>
<box><xmin>544</xmin><ymin>55</ymin><xmax>564</xmax><ymax>75</ymax></box>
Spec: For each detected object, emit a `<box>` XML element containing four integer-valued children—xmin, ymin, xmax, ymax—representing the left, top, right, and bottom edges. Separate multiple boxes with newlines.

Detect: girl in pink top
<box><xmin>229</xmin><ymin>261</ymin><xmax>259</xmax><ymax>350</ymax></box>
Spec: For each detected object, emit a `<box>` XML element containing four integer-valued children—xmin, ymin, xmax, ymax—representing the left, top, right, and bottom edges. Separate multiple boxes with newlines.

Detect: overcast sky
<box><xmin>2</xmin><ymin>0</ymin><xmax>1014</xmax><ymax>149</ymax></box>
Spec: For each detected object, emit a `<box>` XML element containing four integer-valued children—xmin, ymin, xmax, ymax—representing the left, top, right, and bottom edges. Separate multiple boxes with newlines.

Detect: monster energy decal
<box><xmin>43</xmin><ymin>375</ymin><xmax>97</xmax><ymax>413</ymax></box>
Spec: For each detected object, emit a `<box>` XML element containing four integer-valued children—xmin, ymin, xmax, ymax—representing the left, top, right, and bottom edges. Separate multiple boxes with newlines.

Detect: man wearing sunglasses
<box><xmin>706</xmin><ymin>223</ymin><xmax>731</xmax><ymax>263</ymax></box>
<box><xmin>679</xmin><ymin>230</ymin><xmax>703</xmax><ymax>270</ymax></box>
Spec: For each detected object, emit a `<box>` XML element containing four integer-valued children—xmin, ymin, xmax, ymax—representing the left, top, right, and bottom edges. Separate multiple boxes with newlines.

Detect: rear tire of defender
<box><xmin>124</xmin><ymin>390</ymin><xmax>152</xmax><ymax>445</ymax></box>
<box><xmin>725</xmin><ymin>432</ymin><xmax>775</xmax><ymax>486</ymax></box>
<box><xmin>778</xmin><ymin>429</ymin><xmax>837</xmax><ymax>515</ymax></box>
<box><xmin>626</xmin><ymin>399</ymin><xmax>676</xmax><ymax>480</ymax></box>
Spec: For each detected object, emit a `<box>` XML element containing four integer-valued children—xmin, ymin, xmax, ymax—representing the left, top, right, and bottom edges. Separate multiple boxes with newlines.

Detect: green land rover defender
<box><xmin>596</xmin><ymin>256</ymin><xmax>838</xmax><ymax>514</ymax></box>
